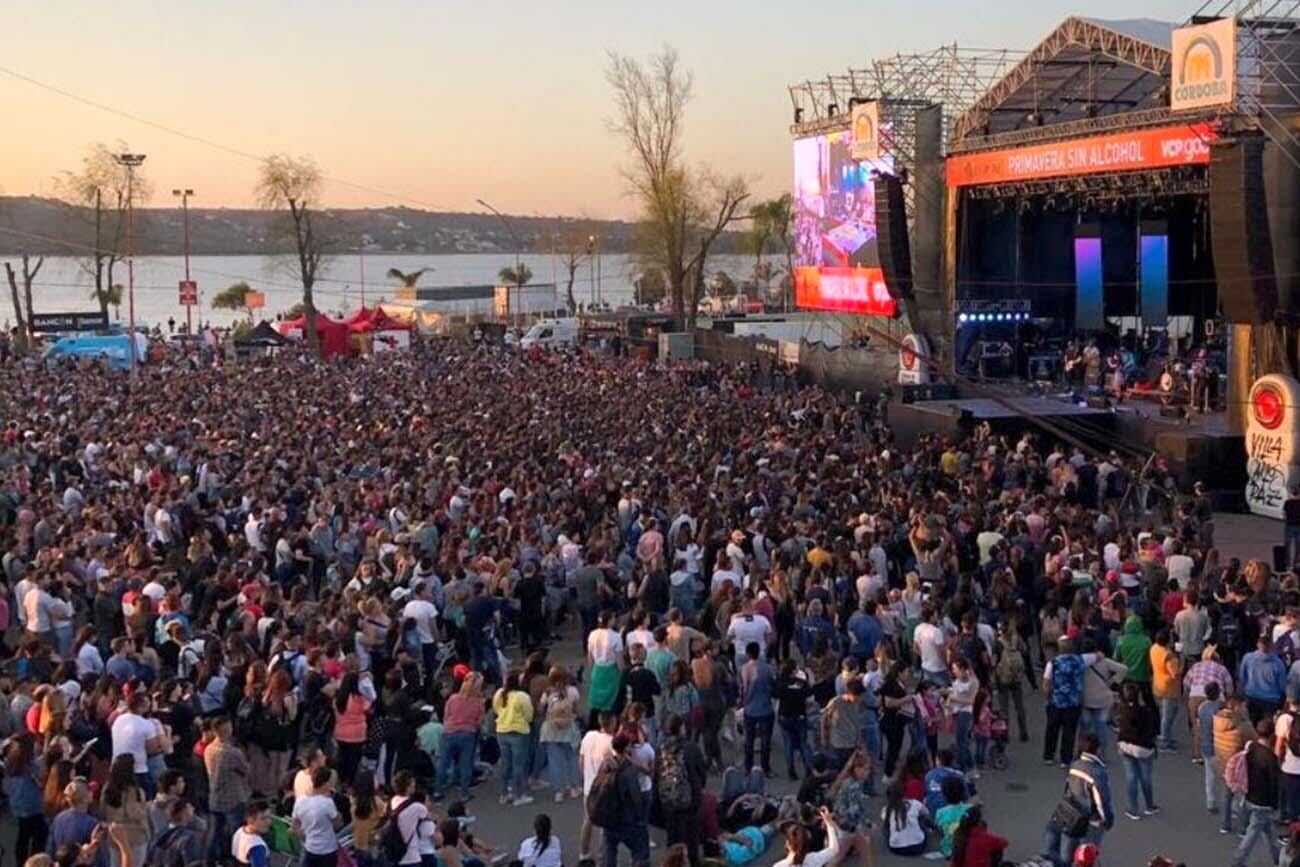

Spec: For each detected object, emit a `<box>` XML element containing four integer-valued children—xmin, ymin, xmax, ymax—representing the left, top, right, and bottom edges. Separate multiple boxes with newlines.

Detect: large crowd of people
<box><xmin>0</xmin><ymin>335</ymin><xmax>1290</xmax><ymax>867</ymax></box>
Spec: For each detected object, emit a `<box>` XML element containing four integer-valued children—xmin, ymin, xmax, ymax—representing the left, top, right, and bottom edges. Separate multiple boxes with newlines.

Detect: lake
<box><xmin>12</xmin><ymin>252</ymin><xmax>756</xmax><ymax>328</ymax></box>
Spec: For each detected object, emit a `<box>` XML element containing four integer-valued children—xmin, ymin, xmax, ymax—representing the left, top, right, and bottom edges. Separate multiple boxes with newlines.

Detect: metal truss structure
<box><xmin>952</xmin><ymin>17</ymin><xmax>1173</xmax><ymax>147</ymax></box>
<box><xmin>788</xmin><ymin>44</ymin><xmax>1022</xmax><ymax>160</ymax></box>
<box><xmin>962</xmin><ymin>165</ymin><xmax>1210</xmax><ymax>204</ymax></box>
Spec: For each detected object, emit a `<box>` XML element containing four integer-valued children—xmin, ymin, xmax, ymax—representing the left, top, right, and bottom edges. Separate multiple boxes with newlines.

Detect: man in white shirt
<box><xmin>244</xmin><ymin>509</ymin><xmax>265</xmax><ymax>553</ymax></box>
<box><xmin>291</xmin><ymin>768</ymin><xmax>341</xmax><ymax>865</ymax></box>
<box><xmin>402</xmin><ymin>582</ymin><xmax>441</xmax><ymax>684</ymax></box>
<box><xmin>388</xmin><ymin>770</ymin><xmax>430</xmax><ymax>867</ymax></box>
<box><xmin>111</xmin><ymin>692</ymin><xmax>161</xmax><ymax>794</ymax></box>
<box><xmin>12</xmin><ymin>574</ymin><xmax>34</xmax><ymax>628</ymax></box>
<box><xmin>726</xmin><ymin>599</ymin><xmax>772</xmax><ymax>666</ymax></box>
<box><xmin>25</xmin><ymin>579</ymin><xmax>71</xmax><ymax>647</ymax></box>
<box><xmin>1166</xmin><ymin>542</ymin><xmax>1195</xmax><ymax>583</ymax></box>
<box><xmin>725</xmin><ymin>530</ymin><xmax>749</xmax><ymax>577</ymax></box>
<box><xmin>912</xmin><ymin>606</ymin><xmax>950</xmax><ymax>686</ymax></box>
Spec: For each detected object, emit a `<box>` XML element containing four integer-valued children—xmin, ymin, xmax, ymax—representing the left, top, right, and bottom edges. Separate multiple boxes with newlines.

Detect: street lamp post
<box><xmin>476</xmin><ymin>198</ymin><xmax>521</xmax><ymax>324</ymax></box>
<box><xmin>587</xmin><ymin>235</ymin><xmax>597</xmax><ymax>308</ymax></box>
<box><xmin>172</xmin><ymin>188</ymin><xmax>195</xmax><ymax>336</ymax></box>
<box><xmin>117</xmin><ymin>153</ymin><xmax>146</xmax><ymax>378</ymax></box>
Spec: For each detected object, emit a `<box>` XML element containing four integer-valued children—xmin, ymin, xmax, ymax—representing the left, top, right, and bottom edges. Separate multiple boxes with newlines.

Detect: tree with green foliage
<box><xmin>212</xmin><ymin>281</ymin><xmax>254</xmax><ymax>317</ymax></box>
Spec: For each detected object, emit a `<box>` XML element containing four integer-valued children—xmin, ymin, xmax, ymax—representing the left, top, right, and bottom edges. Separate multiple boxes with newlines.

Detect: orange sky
<box><xmin>2</xmin><ymin>0</ymin><xmax>1194</xmax><ymax>219</ymax></box>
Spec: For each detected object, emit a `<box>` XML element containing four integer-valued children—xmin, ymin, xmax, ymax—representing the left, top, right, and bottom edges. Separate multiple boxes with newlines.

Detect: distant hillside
<box><xmin>0</xmin><ymin>196</ymin><xmax>743</xmax><ymax>257</ymax></box>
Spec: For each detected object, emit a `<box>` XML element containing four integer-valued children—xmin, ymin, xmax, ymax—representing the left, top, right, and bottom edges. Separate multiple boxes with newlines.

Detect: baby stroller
<box><xmin>987</xmin><ymin>711</ymin><xmax>1010</xmax><ymax>771</ymax></box>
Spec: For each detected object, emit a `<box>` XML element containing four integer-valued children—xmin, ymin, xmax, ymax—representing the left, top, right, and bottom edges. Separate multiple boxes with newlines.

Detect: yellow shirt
<box><xmin>940</xmin><ymin>450</ymin><xmax>959</xmax><ymax>476</ymax></box>
<box><xmin>1150</xmin><ymin>644</ymin><xmax>1181</xmax><ymax>698</ymax></box>
<box><xmin>493</xmin><ymin>689</ymin><xmax>534</xmax><ymax>735</ymax></box>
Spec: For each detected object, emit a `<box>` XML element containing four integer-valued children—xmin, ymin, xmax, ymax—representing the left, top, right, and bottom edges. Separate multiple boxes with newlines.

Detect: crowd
<box><xmin>0</xmin><ymin>335</ymin><xmax>1288</xmax><ymax>867</ymax></box>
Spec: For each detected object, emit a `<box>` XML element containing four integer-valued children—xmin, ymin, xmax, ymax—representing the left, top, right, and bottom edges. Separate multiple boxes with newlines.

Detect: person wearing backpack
<box><xmin>1214</xmin><ymin>693</ymin><xmax>1254</xmax><ymax>834</ymax></box>
<box><xmin>385</xmin><ymin>770</ymin><xmax>431</xmax><ymax>867</ymax></box>
<box><xmin>146</xmin><ymin>798</ymin><xmax>204</xmax><ymax>867</ymax></box>
<box><xmin>1273</xmin><ymin>694</ymin><xmax>1300</xmax><ymax>823</ymax></box>
<box><xmin>993</xmin><ymin>622</ymin><xmax>1030</xmax><ymax>743</ymax></box>
<box><xmin>586</xmin><ymin>733</ymin><xmax>647</xmax><ymax>867</ymax></box>
<box><xmin>1230</xmin><ymin>717</ymin><xmax>1282</xmax><ymax>867</ymax></box>
<box><xmin>655</xmin><ymin>714</ymin><xmax>707</xmax><ymax>867</ymax></box>
<box><xmin>1040</xmin><ymin>732</ymin><xmax>1112</xmax><ymax>867</ymax></box>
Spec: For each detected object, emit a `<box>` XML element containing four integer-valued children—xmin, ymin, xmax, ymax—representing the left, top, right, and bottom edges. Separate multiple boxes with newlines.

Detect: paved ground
<box><xmin>456</xmin><ymin>511</ymin><xmax>1290</xmax><ymax>867</ymax></box>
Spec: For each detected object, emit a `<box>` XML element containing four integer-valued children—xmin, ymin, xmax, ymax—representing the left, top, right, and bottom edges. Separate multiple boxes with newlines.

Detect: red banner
<box><xmin>795</xmin><ymin>266</ymin><xmax>897</xmax><ymax>317</ymax></box>
<box><xmin>947</xmin><ymin>123</ymin><xmax>1217</xmax><ymax>188</ymax></box>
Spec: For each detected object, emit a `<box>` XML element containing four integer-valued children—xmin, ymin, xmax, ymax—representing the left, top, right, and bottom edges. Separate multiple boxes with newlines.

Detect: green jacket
<box><xmin>1114</xmin><ymin>615</ymin><xmax>1152</xmax><ymax>682</ymax></box>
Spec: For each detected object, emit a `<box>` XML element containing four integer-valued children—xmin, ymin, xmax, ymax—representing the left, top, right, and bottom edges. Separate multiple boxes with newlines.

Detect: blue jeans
<box><xmin>861</xmin><ymin>709</ymin><xmax>881</xmax><ymax>793</ymax></box>
<box><xmin>1232</xmin><ymin>803</ymin><xmax>1280</xmax><ymax>867</ymax></box>
<box><xmin>468</xmin><ymin>633</ymin><xmax>500</xmax><ymax>684</ymax></box>
<box><xmin>499</xmin><ymin>731</ymin><xmax>530</xmax><ymax>798</ymax></box>
<box><xmin>1157</xmin><ymin>697</ymin><xmax>1179</xmax><ymax>748</ymax></box>
<box><xmin>1079</xmin><ymin>706</ymin><xmax>1110</xmax><ymax>755</ymax></box>
<box><xmin>437</xmin><ymin>730</ymin><xmax>477</xmax><ymax>797</ymax></box>
<box><xmin>779</xmin><ymin>716</ymin><xmax>813</xmax><ymax>776</ymax></box>
<box><xmin>1283</xmin><ymin>771</ymin><xmax>1300</xmax><ymax>822</ymax></box>
<box><xmin>208</xmin><ymin>804</ymin><xmax>245</xmax><ymax>864</ymax></box>
<box><xmin>602</xmin><ymin>821</ymin><xmax>650</xmax><ymax>867</ymax></box>
<box><xmin>743</xmin><ymin>713</ymin><xmax>774</xmax><ymax>773</ymax></box>
<box><xmin>954</xmin><ymin>712</ymin><xmax>973</xmax><ymax>771</ymax></box>
<box><xmin>670</xmin><ymin>582</ymin><xmax>696</xmax><ymax>620</ymax></box>
<box><xmin>1041</xmin><ymin>823</ymin><xmax>1102</xmax><ymax>867</ymax></box>
<box><xmin>1223</xmin><ymin>786</ymin><xmax>1239</xmax><ymax>832</ymax></box>
<box><xmin>1121</xmin><ymin>752</ymin><xmax>1156</xmax><ymax>813</ymax></box>
<box><xmin>544</xmin><ymin>741</ymin><xmax>580</xmax><ymax>791</ymax></box>
<box><xmin>1204</xmin><ymin>757</ymin><xmax>1220</xmax><ymax>812</ymax></box>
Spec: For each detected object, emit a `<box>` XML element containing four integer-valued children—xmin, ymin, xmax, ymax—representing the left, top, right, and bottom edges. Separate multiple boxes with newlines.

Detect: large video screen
<box><xmin>792</xmin><ymin>130</ymin><xmax>897</xmax><ymax>316</ymax></box>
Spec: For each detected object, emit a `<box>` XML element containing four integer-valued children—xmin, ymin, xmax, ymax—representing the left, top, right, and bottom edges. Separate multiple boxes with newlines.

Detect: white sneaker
<box><xmin>513</xmin><ymin>794</ymin><xmax>535</xmax><ymax>807</ymax></box>
<box><xmin>554</xmin><ymin>792</ymin><xmax>565</xmax><ymax>803</ymax></box>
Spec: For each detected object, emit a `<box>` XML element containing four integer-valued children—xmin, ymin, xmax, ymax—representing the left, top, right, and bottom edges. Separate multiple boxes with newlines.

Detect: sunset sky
<box><xmin>5</xmin><ymin>0</ymin><xmax>1192</xmax><ymax>219</ymax></box>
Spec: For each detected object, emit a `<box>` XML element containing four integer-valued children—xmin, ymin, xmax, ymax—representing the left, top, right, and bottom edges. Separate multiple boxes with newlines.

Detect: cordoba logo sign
<box><xmin>850</xmin><ymin>101</ymin><xmax>880</xmax><ymax>162</ymax></box>
<box><xmin>1171</xmin><ymin>18</ymin><xmax>1236</xmax><ymax>110</ymax></box>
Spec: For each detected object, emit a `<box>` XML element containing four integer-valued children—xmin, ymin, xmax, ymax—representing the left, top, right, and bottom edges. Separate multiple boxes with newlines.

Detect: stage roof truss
<box><xmin>962</xmin><ymin>164</ymin><xmax>1209</xmax><ymax>202</ymax></box>
<box><xmin>952</xmin><ymin>17</ymin><xmax>1174</xmax><ymax>145</ymax></box>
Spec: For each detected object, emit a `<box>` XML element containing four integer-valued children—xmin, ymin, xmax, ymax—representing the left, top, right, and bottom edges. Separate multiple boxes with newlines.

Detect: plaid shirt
<box><xmin>1184</xmin><ymin>659</ymin><xmax>1234</xmax><ymax>699</ymax></box>
<box><xmin>204</xmin><ymin>739</ymin><xmax>251</xmax><ymax>812</ymax></box>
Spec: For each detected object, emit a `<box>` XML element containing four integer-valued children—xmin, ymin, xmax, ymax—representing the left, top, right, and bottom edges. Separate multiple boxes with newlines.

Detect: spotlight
<box><xmin>794</xmin><ymin>107</ymin><xmax>804</xmax><ymax>124</ymax></box>
<box><xmin>958</xmin><ymin>313</ymin><xmax>969</xmax><ymax>324</ymax></box>
<box><xmin>827</xmin><ymin>103</ymin><xmax>839</xmax><ymax>117</ymax></box>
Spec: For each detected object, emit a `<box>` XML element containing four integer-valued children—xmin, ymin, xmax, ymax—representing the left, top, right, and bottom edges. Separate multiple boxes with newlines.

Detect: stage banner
<box><xmin>851</xmin><ymin>101</ymin><xmax>881</xmax><ymax>162</ymax></box>
<box><xmin>794</xmin><ymin>266</ymin><xmax>897</xmax><ymax>317</ymax></box>
<box><xmin>1246</xmin><ymin>374</ymin><xmax>1300</xmax><ymax>519</ymax></box>
<box><xmin>898</xmin><ymin>333</ymin><xmax>931</xmax><ymax>385</ymax></box>
<box><xmin>1171</xmin><ymin>18</ymin><xmax>1237</xmax><ymax>111</ymax></box>
<box><xmin>946</xmin><ymin>123</ymin><xmax>1216</xmax><ymax>187</ymax></box>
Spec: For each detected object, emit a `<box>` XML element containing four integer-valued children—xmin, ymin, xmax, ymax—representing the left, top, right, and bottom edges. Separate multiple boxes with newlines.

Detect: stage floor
<box><xmin>907</xmin><ymin>395</ymin><xmax>1112</xmax><ymax>420</ymax></box>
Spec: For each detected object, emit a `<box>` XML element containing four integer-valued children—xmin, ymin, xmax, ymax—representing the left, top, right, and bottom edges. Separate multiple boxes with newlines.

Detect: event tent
<box><xmin>275</xmin><ymin>313</ymin><xmax>352</xmax><ymax>357</ymax></box>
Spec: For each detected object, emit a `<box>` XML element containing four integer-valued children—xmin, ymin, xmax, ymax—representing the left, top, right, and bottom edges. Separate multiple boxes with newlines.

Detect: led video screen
<box><xmin>792</xmin><ymin>130</ymin><xmax>896</xmax><ymax>316</ymax></box>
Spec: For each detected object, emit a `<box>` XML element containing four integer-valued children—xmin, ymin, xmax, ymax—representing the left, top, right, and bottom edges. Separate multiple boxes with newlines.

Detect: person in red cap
<box><xmin>1072</xmin><ymin>842</ymin><xmax>1099</xmax><ymax>865</ymax></box>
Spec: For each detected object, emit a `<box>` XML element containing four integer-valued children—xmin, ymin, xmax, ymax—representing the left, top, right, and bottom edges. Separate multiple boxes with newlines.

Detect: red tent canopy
<box><xmin>276</xmin><ymin>313</ymin><xmax>352</xmax><ymax>356</ymax></box>
<box><xmin>344</xmin><ymin>306</ymin><xmax>411</xmax><ymax>333</ymax></box>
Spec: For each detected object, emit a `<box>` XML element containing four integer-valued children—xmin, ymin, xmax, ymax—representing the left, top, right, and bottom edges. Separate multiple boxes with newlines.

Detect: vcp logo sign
<box><xmin>1159</xmin><ymin>135</ymin><xmax>1211</xmax><ymax>162</ymax></box>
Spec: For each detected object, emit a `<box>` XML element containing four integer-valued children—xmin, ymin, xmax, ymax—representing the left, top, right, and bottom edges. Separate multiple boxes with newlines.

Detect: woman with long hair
<box><xmin>100</xmin><ymin>753</ymin><xmax>150</xmax><ymax>867</ymax></box>
<box><xmin>436</xmin><ymin>673</ymin><xmax>485</xmax><ymax>802</ymax></box>
<box><xmin>5</xmin><ymin>737</ymin><xmax>47</xmax><ymax>864</ymax></box>
<box><xmin>539</xmin><ymin>665</ymin><xmax>582</xmax><ymax>801</ymax></box>
<box><xmin>333</xmin><ymin>671</ymin><xmax>372</xmax><ymax>786</ymax></box>
<box><xmin>949</xmin><ymin>805</ymin><xmax>1008</xmax><ymax>867</ymax></box>
<box><xmin>772</xmin><ymin>805</ymin><xmax>840</xmax><ymax>867</ymax></box>
<box><xmin>661</xmin><ymin>660</ymin><xmax>699</xmax><ymax>737</ymax></box>
<box><xmin>492</xmin><ymin>669</ymin><xmax>535</xmax><ymax>806</ymax></box>
<box><xmin>879</xmin><ymin>779</ymin><xmax>931</xmax><ymax>857</ymax></box>
<box><xmin>349</xmin><ymin>769</ymin><xmax>388</xmax><ymax>855</ymax></box>
<box><xmin>254</xmin><ymin>668</ymin><xmax>297</xmax><ymax>795</ymax></box>
<box><xmin>1115</xmin><ymin>680</ymin><xmax>1160</xmax><ymax>819</ymax></box>
<box><xmin>516</xmin><ymin>813</ymin><xmax>561</xmax><ymax>867</ymax></box>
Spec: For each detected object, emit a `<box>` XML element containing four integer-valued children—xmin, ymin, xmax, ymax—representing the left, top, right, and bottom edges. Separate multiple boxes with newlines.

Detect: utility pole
<box><xmin>360</xmin><ymin>245</ymin><xmax>366</xmax><ymax>307</ymax></box>
<box><xmin>117</xmin><ymin>153</ymin><xmax>146</xmax><ymax>378</ymax></box>
<box><xmin>172</xmin><ymin>188</ymin><xmax>195</xmax><ymax>336</ymax></box>
<box><xmin>476</xmin><ymin>198</ymin><xmax>521</xmax><ymax>324</ymax></box>
<box><xmin>587</xmin><ymin>235</ymin><xmax>597</xmax><ymax>308</ymax></box>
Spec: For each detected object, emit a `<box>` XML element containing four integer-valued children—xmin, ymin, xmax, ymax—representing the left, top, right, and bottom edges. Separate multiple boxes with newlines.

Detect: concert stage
<box><xmin>890</xmin><ymin>392</ymin><xmax>1116</xmax><ymax>444</ymax></box>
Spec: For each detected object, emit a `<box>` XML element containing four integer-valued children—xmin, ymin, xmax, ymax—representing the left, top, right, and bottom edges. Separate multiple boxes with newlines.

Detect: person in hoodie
<box><xmin>1238</xmin><ymin>634</ymin><xmax>1288</xmax><ymax>724</ymax></box>
<box><xmin>1114</xmin><ymin>616</ymin><xmax>1153</xmax><ymax>705</ymax></box>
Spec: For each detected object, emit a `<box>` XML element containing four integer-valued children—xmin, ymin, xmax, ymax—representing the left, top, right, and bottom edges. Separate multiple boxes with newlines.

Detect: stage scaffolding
<box><xmin>787</xmin><ymin>44</ymin><xmax>1023</xmax><ymax>174</ymax></box>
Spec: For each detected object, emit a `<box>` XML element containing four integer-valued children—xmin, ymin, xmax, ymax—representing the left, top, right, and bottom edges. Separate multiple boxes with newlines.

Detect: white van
<box><xmin>519</xmin><ymin>318</ymin><xmax>578</xmax><ymax>350</ymax></box>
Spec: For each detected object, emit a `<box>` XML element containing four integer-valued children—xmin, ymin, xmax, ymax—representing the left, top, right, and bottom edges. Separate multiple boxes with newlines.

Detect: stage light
<box><xmin>827</xmin><ymin>103</ymin><xmax>839</xmax><ymax>117</ymax></box>
<box><xmin>794</xmin><ymin>108</ymin><xmax>804</xmax><ymax>124</ymax></box>
<box><xmin>958</xmin><ymin>313</ymin><xmax>969</xmax><ymax>324</ymax></box>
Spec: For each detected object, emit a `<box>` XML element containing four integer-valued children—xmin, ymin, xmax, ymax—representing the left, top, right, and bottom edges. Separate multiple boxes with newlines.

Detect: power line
<box><xmin>0</xmin><ymin>63</ymin><xmax>468</xmax><ymax>214</ymax></box>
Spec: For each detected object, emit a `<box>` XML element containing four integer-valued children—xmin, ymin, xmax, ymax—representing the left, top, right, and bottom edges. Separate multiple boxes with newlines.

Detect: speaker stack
<box><xmin>1210</xmin><ymin>135</ymin><xmax>1279</xmax><ymax>323</ymax></box>
<box><xmin>874</xmin><ymin>173</ymin><xmax>913</xmax><ymax>301</ymax></box>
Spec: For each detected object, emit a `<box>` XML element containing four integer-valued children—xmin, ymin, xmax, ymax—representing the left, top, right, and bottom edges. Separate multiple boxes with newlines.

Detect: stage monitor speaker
<box><xmin>874</xmin><ymin>173</ymin><xmax>913</xmax><ymax>300</ymax></box>
<box><xmin>1210</xmin><ymin>136</ymin><xmax>1278</xmax><ymax>323</ymax></box>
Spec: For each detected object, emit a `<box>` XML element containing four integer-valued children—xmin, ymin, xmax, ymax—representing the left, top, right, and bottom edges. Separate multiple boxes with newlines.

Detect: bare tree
<box><xmin>4</xmin><ymin>253</ymin><xmax>45</xmax><ymax>354</ymax></box>
<box><xmin>607</xmin><ymin>47</ymin><xmax>748</xmax><ymax>329</ymax></box>
<box><xmin>56</xmin><ymin>143</ymin><xmax>152</xmax><ymax>318</ymax></box>
<box><xmin>256</xmin><ymin>155</ymin><xmax>325</xmax><ymax>353</ymax></box>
